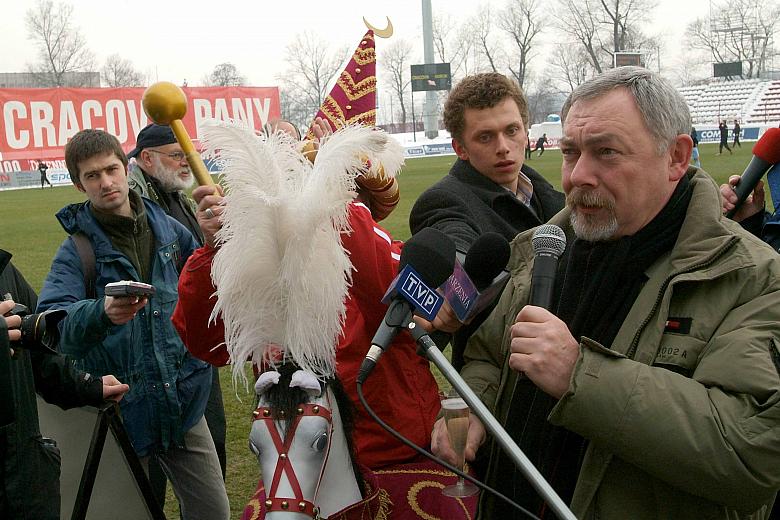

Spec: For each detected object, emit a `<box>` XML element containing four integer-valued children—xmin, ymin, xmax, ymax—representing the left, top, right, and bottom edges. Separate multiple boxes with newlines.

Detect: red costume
<box><xmin>173</xmin><ymin>201</ymin><xmax>441</xmax><ymax>468</ymax></box>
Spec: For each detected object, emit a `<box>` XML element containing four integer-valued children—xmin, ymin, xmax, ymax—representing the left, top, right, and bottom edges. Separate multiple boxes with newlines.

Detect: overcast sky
<box><xmin>0</xmin><ymin>0</ymin><xmax>717</xmax><ymax>87</ymax></box>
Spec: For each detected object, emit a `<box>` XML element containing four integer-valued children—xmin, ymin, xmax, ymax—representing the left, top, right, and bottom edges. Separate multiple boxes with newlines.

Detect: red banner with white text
<box><xmin>0</xmin><ymin>86</ymin><xmax>280</xmax><ymax>169</ymax></box>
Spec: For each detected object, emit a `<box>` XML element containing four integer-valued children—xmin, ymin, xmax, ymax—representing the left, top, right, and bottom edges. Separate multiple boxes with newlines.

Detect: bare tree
<box><xmin>555</xmin><ymin>0</ymin><xmax>656</xmax><ymax>73</ymax></box>
<box><xmin>203</xmin><ymin>62</ymin><xmax>246</xmax><ymax>86</ymax></box>
<box><xmin>550</xmin><ymin>43</ymin><xmax>594</xmax><ymax>93</ymax></box>
<box><xmin>500</xmin><ymin>0</ymin><xmax>545</xmax><ymax>88</ymax></box>
<box><xmin>525</xmin><ymin>75</ymin><xmax>566</xmax><ymax>124</ymax></box>
<box><xmin>432</xmin><ymin>13</ymin><xmax>455</xmax><ymax>64</ymax></box>
<box><xmin>668</xmin><ymin>51</ymin><xmax>711</xmax><ymax>86</ymax></box>
<box><xmin>686</xmin><ymin>0</ymin><xmax>779</xmax><ymax>79</ymax></box>
<box><xmin>472</xmin><ymin>5</ymin><xmax>503</xmax><ymax>73</ymax></box>
<box><xmin>381</xmin><ymin>39</ymin><xmax>414</xmax><ymax>126</ymax></box>
<box><xmin>280</xmin><ymin>32</ymin><xmax>348</xmax><ymax>130</ymax></box>
<box><xmin>25</xmin><ymin>0</ymin><xmax>95</xmax><ymax>87</ymax></box>
<box><xmin>556</xmin><ymin>0</ymin><xmax>606</xmax><ymax>73</ymax></box>
<box><xmin>599</xmin><ymin>0</ymin><xmax>657</xmax><ymax>53</ymax></box>
<box><xmin>101</xmin><ymin>54</ymin><xmax>144</xmax><ymax>87</ymax></box>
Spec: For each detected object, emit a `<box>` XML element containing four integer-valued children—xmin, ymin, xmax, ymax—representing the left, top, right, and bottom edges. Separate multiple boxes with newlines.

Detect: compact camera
<box><xmin>104</xmin><ymin>281</ymin><xmax>156</xmax><ymax>297</ymax></box>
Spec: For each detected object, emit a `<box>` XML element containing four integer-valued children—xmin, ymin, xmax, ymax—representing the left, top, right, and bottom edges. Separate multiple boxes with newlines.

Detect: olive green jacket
<box><xmin>463</xmin><ymin>171</ymin><xmax>780</xmax><ymax>519</ymax></box>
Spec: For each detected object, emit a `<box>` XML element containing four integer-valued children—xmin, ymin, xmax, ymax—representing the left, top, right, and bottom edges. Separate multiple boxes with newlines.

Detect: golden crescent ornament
<box><xmin>363</xmin><ymin>16</ymin><xmax>393</xmax><ymax>38</ymax></box>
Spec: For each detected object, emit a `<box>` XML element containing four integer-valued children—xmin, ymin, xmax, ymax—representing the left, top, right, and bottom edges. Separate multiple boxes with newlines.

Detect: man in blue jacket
<box><xmin>37</xmin><ymin>129</ymin><xmax>229</xmax><ymax>520</ymax></box>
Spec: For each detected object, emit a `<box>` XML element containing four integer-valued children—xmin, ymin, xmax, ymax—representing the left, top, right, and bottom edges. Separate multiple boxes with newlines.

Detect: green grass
<box><xmin>0</xmin><ymin>141</ymin><xmax>752</xmax><ymax>518</ymax></box>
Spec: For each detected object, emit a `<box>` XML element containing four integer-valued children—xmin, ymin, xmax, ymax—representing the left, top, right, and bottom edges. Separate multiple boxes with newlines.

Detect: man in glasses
<box><xmin>128</xmin><ymin>124</ymin><xmax>203</xmax><ymax>244</ymax></box>
<box><xmin>126</xmin><ymin>124</ymin><xmax>227</xmax><ymax>507</ymax></box>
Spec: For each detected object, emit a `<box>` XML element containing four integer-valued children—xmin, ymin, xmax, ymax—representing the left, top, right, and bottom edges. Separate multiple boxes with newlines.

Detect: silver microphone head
<box><xmin>532</xmin><ymin>224</ymin><xmax>566</xmax><ymax>258</ymax></box>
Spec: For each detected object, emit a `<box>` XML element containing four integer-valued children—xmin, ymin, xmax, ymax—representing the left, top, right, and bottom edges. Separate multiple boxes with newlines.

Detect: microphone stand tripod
<box><xmin>407</xmin><ymin>321</ymin><xmax>577</xmax><ymax>520</ymax></box>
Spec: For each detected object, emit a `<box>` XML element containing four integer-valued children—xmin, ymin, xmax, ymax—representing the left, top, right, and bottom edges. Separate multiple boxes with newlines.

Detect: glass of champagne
<box><xmin>441</xmin><ymin>391</ymin><xmax>479</xmax><ymax>497</ymax></box>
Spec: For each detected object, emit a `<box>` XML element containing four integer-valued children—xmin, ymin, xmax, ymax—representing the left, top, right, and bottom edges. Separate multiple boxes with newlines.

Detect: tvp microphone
<box><xmin>358</xmin><ymin>228</ymin><xmax>456</xmax><ymax>383</ymax></box>
<box><xmin>529</xmin><ymin>224</ymin><xmax>566</xmax><ymax>310</ymax></box>
<box><xmin>726</xmin><ymin>128</ymin><xmax>780</xmax><ymax>218</ymax></box>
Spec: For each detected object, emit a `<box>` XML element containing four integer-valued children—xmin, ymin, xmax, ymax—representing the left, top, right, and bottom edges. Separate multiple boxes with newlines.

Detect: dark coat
<box><xmin>409</xmin><ymin>158</ymin><xmax>565</xmax><ymax>369</ymax></box>
<box><xmin>0</xmin><ymin>249</ymin><xmax>103</xmax><ymax>520</ymax></box>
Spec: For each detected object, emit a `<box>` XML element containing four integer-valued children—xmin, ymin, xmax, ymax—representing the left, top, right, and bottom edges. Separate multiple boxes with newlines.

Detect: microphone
<box><xmin>464</xmin><ymin>232</ymin><xmax>511</xmax><ymax>291</ymax></box>
<box><xmin>726</xmin><ymin>128</ymin><xmax>780</xmax><ymax>218</ymax></box>
<box><xmin>430</xmin><ymin>232</ymin><xmax>511</xmax><ymax>349</ymax></box>
<box><xmin>529</xmin><ymin>224</ymin><xmax>566</xmax><ymax>310</ymax></box>
<box><xmin>358</xmin><ymin>228</ymin><xmax>456</xmax><ymax>383</ymax></box>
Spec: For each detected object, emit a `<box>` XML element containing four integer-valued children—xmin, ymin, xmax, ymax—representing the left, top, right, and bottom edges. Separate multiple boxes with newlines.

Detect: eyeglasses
<box><xmin>147</xmin><ymin>149</ymin><xmax>186</xmax><ymax>162</ymax></box>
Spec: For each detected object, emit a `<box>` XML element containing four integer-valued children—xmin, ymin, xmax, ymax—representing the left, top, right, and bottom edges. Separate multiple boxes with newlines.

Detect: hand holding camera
<box><xmin>1</xmin><ymin>299</ymin><xmax>22</xmax><ymax>345</ymax></box>
<box><xmin>103</xmin><ymin>282</ymin><xmax>155</xmax><ymax>326</ymax></box>
<box><xmin>2</xmin><ymin>294</ymin><xmax>66</xmax><ymax>355</ymax></box>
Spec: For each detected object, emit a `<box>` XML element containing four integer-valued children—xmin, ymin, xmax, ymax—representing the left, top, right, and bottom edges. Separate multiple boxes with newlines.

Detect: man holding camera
<box><xmin>1</xmin><ymin>248</ymin><xmax>128</xmax><ymax>520</ymax></box>
<box><xmin>36</xmin><ymin>129</ymin><xmax>229</xmax><ymax>519</ymax></box>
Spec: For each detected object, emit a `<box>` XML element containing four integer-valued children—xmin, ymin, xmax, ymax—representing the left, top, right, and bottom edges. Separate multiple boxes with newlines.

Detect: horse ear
<box><xmin>255</xmin><ymin>371</ymin><xmax>282</xmax><ymax>396</ymax></box>
<box><xmin>290</xmin><ymin>370</ymin><xmax>323</xmax><ymax>397</ymax></box>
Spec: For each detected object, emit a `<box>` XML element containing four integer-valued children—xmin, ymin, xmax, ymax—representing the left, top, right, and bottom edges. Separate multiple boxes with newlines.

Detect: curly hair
<box><xmin>444</xmin><ymin>73</ymin><xmax>529</xmax><ymax>143</ymax></box>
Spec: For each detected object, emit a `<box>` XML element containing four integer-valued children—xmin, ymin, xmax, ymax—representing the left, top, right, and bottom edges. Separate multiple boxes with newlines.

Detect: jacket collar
<box><xmin>55</xmin><ymin>192</ymin><xmax>178</xmax><ymax>257</ymax></box>
<box><xmin>449</xmin><ymin>158</ymin><xmax>560</xmax><ymax>213</ymax></box>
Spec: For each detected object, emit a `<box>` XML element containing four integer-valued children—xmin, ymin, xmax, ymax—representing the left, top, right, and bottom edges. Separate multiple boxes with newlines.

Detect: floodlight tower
<box><xmin>421</xmin><ymin>0</ymin><xmax>439</xmax><ymax>139</ymax></box>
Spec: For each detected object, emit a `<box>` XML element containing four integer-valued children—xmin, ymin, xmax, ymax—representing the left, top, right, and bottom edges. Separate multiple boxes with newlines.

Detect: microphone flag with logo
<box><xmin>440</xmin><ymin>232</ymin><xmax>511</xmax><ymax>323</ymax></box>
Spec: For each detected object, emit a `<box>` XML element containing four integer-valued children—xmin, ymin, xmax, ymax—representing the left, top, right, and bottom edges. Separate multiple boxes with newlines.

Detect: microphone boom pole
<box><xmin>141</xmin><ymin>82</ymin><xmax>215</xmax><ymax>187</ymax></box>
<box><xmin>408</xmin><ymin>323</ymin><xmax>576</xmax><ymax>520</ymax></box>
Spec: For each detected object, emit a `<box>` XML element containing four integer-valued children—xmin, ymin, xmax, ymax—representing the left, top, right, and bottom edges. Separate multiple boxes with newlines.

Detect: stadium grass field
<box><xmin>0</xmin><ymin>142</ymin><xmax>755</xmax><ymax>517</ymax></box>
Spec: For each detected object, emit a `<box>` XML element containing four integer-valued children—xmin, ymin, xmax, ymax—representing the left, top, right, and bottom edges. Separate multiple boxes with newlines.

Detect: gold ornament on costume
<box><xmin>363</xmin><ymin>16</ymin><xmax>393</xmax><ymax>38</ymax></box>
<box><xmin>302</xmin><ymin>19</ymin><xmax>403</xmax><ymax>222</ymax></box>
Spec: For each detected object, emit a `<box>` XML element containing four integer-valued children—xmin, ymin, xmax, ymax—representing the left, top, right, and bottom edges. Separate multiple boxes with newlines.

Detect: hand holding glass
<box><xmin>441</xmin><ymin>394</ymin><xmax>479</xmax><ymax>497</ymax></box>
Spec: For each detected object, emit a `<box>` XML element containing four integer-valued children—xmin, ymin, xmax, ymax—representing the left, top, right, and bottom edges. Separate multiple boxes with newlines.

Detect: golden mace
<box><xmin>141</xmin><ymin>82</ymin><xmax>214</xmax><ymax>186</ymax></box>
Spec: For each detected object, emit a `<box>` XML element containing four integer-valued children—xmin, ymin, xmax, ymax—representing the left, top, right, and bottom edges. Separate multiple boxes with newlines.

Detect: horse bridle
<box><xmin>253</xmin><ymin>393</ymin><xmax>334</xmax><ymax>518</ymax></box>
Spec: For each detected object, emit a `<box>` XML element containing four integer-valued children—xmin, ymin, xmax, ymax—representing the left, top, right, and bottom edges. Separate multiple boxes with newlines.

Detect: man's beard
<box><xmin>567</xmin><ymin>188</ymin><xmax>618</xmax><ymax>241</ymax></box>
<box><xmin>151</xmin><ymin>156</ymin><xmax>194</xmax><ymax>192</ymax></box>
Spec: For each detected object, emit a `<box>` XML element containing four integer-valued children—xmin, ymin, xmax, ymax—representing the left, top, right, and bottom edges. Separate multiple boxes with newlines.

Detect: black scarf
<box><xmin>492</xmin><ymin>173</ymin><xmax>693</xmax><ymax>518</ymax></box>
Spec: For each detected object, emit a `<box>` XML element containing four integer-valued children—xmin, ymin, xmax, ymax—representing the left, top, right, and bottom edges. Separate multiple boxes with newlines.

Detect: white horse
<box><xmin>249</xmin><ymin>364</ymin><xmax>364</xmax><ymax>519</ymax></box>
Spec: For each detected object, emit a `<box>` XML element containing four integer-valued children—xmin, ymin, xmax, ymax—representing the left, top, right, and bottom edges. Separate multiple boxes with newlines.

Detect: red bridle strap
<box><xmin>252</xmin><ymin>403</ymin><xmax>333</xmax><ymax>517</ymax></box>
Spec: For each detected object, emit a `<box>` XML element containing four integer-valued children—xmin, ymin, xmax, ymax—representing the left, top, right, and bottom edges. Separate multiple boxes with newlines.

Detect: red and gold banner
<box><xmin>0</xmin><ymin>86</ymin><xmax>280</xmax><ymax>167</ymax></box>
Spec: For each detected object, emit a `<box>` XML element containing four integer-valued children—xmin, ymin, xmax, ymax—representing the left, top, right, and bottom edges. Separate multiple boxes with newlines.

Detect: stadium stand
<box><xmin>680</xmin><ymin>79</ymin><xmax>766</xmax><ymax>124</ymax></box>
<box><xmin>747</xmin><ymin>80</ymin><xmax>780</xmax><ymax>124</ymax></box>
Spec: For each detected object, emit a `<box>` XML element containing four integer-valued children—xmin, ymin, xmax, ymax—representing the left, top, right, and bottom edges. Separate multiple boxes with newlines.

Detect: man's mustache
<box><xmin>567</xmin><ymin>188</ymin><xmax>615</xmax><ymax>210</ymax></box>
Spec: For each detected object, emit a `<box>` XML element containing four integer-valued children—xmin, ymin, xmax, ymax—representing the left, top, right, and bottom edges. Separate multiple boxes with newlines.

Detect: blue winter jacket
<box><xmin>36</xmin><ymin>197</ymin><xmax>211</xmax><ymax>457</ymax></box>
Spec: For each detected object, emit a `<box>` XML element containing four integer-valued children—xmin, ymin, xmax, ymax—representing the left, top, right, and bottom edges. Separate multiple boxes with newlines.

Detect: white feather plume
<box><xmin>368</xmin><ymin>135</ymin><xmax>405</xmax><ymax>180</ymax></box>
<box><xmin>198</xmin><ymin>120</ymin><xmax>395</xmax><ymax>383</ymax></box>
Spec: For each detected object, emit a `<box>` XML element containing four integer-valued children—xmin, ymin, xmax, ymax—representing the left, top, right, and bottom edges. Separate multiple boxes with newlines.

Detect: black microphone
<box><xmin>726</xmin><ymin>128</ymin><xmax>780</xmax><ymax>218</ymax></box>
<box><xmin>357</xmin><ymin>228</ymin><xmax>456</xmax><ymax>383</ymax></box>
<box><xmin>464</xmin><ymin>232</ymin><xmax>511</xmax><ymax>291</ymax></box>
<box><xmin>429</xmin><ymin>232</ymin><xmax>511</xmax><ymax>349</ymax></box>
<box><xmin>529</xmin><ymin>224</ymin><xmax>566</xmax><ymax>310</ymax></box>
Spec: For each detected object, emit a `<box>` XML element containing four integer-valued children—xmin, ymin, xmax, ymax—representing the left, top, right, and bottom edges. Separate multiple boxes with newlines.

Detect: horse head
<box><xmin>249</xmin><ymin>363</ymin><xmax>364</xmax><ymax>519</ymax></box>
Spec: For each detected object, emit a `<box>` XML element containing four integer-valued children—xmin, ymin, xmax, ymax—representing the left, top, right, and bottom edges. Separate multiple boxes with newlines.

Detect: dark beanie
<box><xmin>127</xmin><ymin>124</ymin><xmax>176</xmax><ymax>159</ymax></box>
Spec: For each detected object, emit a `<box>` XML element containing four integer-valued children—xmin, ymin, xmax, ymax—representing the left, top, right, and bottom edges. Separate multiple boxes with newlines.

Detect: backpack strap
<box><xmin>70</xmin><ymin>232</ymin><xmax>96</xmax><ymax>299</ymax></box>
